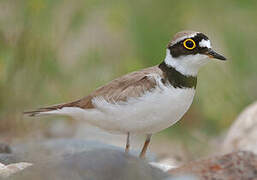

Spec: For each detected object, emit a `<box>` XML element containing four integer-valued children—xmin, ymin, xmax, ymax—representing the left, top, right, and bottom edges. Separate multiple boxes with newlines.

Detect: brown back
<box><xmin>25</xmin><ymin>65</ymin><xmax>163</xmax><ymax>116</ymax></box>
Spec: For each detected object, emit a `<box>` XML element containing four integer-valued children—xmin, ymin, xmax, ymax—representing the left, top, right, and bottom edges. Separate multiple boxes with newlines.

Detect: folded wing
<box><xmin>24</xmin><ymin>66</ymin><xmax>163</xmax><ymax>117</ymax></box>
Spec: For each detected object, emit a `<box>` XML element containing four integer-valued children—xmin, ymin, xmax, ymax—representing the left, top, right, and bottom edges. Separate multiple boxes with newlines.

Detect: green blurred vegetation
<box><xmin>0</xmin><ymin>0</ymin><xmax>257</xmax><ymax>140</ymax></box>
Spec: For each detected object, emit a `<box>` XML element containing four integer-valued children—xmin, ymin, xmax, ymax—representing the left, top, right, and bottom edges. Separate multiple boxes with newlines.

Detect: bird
<box><xmin>24</xmin><ymin>31</ymin><xmax>226</xmax><ymax>158</ymax></box>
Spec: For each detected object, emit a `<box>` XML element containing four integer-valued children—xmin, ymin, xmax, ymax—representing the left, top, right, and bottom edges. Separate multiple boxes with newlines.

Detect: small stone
<box><xmin>0</xmin><ymin>154</ymin><xmax>20</xmax><ymax>165</ymax></box>
<box><xmin>0</xmin><ymin>162</ymin><xmax>32</xmax><ymax>178</ymax></box>
<box><xmin>150</xmin><ymin>157</ymin><xmax>181</xmax><ymax>172</ymax></box>
<box><xmin>0</xmin><ymin>143</ymin><xmax>12</xmax><ymax>154</ymax></box>
<box><xmin>0</xmin><ymin>163</ymin><xmax>5</xmax><ymax>168</ymax></box>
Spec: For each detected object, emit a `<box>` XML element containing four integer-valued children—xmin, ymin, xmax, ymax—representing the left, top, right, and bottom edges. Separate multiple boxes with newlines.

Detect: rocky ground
<box><xmin>1</xmin><ymin>101</ymin><xmax>257</xmax><ymax>180</ymax></box>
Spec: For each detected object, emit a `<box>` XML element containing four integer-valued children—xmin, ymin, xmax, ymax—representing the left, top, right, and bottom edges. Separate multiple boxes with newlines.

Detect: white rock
<box><xmin>223</xmin><ymin>101</ymin><xmax>257</xmax><ymax>153</ymax></box>
<box><xmin>150</xmin><ymin>158</ymin><xmax>179</xmax><ymax>172</ymax></box>
<box><xmin>0</xmin><ymin>163</ymin><xmax>5</xmax><ymax>169</ymax></box>
<box><xmin>0</xmin><ymin>162</ymin><xmax>32</xmax><ymax>178</ymax></box>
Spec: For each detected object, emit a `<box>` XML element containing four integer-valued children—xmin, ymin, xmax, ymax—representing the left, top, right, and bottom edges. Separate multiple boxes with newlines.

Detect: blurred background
<box><xmin>0</xmin><ymin>0</ymin><xmax>257</xmax><ymax>160</ymax></box>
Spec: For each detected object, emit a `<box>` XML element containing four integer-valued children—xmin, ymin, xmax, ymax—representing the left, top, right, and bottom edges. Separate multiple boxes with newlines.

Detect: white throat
<box><xmin>164</xmin><ymin>49</ymin><xmax>209</xmax><ymax>76</ymax></box>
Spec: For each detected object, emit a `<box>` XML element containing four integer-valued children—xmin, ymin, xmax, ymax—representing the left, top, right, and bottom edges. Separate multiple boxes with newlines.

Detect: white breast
<box><xmin>52</xmin><ymin>76</ymin><xmax>196</xmax><ymax>134</ymax></box>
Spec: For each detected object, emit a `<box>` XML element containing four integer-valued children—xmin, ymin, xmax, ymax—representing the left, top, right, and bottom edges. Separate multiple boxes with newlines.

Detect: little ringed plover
<box><xmin>25</xmin><ymin>30</ymin><xmax>226</xmax><ymax>158</ymax></box>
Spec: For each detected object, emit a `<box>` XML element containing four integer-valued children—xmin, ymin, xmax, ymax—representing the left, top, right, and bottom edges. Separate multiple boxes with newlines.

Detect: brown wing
<box><xmin>24</xmin><ymin>66</ymin><xmax>163</xmax><ymax>116</ymax></box>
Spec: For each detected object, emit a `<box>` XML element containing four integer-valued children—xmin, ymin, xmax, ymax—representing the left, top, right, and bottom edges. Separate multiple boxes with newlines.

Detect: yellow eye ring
<box><xmin>183</xmin><ymin>39</ymin><xmax>196</xmax><ymax>50</ymax></box>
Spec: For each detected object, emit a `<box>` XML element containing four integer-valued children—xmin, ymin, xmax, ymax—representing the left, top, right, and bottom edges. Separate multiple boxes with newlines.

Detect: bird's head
<box><xmin>165</xmin><ymin>31</ymin><xmax>226</xmax><ymax>76</ymax></box>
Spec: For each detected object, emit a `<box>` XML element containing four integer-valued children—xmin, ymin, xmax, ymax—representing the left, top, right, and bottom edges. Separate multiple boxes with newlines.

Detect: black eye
<box><xmin>183</xmin><ymin>39</ymin><xmax>196</xmax><ymax>50</ymax></box>
<box><xmin>186</xmin><ymin>41</ymin><xmax>194</xmax><ymax>48</ymax></box>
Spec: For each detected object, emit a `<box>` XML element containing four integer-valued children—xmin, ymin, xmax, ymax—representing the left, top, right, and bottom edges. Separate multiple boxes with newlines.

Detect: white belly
<box><xmin>58</xmin><ymin>84</ymin><xmax>195</xmax><ymax>134</ymax></box>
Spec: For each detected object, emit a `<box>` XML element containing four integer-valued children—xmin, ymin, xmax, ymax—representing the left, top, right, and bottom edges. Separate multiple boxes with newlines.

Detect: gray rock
<box><xmin>0</xmin><ymin>144</ymin><xmax>17</xmax><ymax>165</ymax></box>
<box><xmin>8</xmin><ymin>149</ymin><xmax>169</xmax><ymax>180</ymax></box>
<box><xmin>0</xmin><ymin>154</ymin><xmax>20</xmax><ymax>165</ymax></box>
<box><xmin>12</xmin><ymin>138</ymin><xmax>155</xmax><ymax>163</ymax></box>
<box><xmin>0</xmin><ymin>139</ymin><xmax>159</xmax><ymax>179</ymax></box>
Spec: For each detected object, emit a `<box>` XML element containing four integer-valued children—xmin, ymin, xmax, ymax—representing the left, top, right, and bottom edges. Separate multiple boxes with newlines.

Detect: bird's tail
<box><xmin>24</xmin><ymin>105</ymin><xmax>62</xmax><ymax>117</ymax></box>
<box><xmin>24</xmin><ymin>99</ymin><xmax>86</xmax><ymax>117</ymax></box>
<box><xmin>23</xmin><ymin>101</ymin><xmax>77</xmax><ymax>117</ymax></box>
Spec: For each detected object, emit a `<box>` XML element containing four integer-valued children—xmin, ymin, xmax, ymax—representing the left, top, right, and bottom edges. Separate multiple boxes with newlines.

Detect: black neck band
<box><xmin>158</xmin><ymin>62</ymin><xmax>197</xmax><ymax>89</ymax></box>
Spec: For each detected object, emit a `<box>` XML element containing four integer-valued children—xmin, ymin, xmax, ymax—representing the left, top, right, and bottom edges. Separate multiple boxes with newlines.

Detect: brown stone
<box><xmin>168</xmin><ymin>151</ymin><xmax>257</xmax><ymax>180</ymax></box>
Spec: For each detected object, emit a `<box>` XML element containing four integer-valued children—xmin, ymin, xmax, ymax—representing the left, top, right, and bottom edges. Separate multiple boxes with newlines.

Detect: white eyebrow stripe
<box><xmin>172</xmin><ymin>33</ymin><xmax>197</xmax><ymax>44</ymax></box>
<box><xmin>199</xmin><ymin>39</ymin><xmax>211</xmax><ymax>48</ymax></box>
<box><xmin>171</xmin><ymin>33</ymin><xmax>198</xmax><ymax>46</ymax></box>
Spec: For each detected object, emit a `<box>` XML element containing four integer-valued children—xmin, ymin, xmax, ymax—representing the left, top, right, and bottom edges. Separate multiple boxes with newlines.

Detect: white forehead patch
<box><xmin>199</xmin><ymin>39</ymin><xmax>211</xmax><ymax>48</ymax></box>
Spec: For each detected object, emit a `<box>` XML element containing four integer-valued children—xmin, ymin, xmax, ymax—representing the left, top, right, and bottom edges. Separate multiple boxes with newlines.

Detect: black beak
<box><xmin>205</xmin><ymin>49</ymin><xmax>226</xmax><ymax>61</ymax></box>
